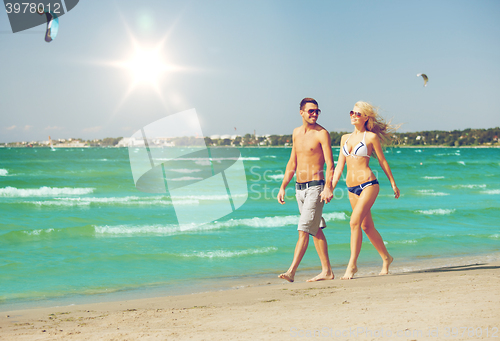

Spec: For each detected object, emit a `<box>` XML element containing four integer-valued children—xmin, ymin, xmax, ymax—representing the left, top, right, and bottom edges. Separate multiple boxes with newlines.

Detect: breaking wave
<box><xmin>0</xmin><ymin>186</ymin><xmax>95</xmax><ymax>197</ymax></box>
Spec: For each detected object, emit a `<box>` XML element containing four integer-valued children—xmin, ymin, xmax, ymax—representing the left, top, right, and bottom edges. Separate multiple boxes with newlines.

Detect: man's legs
<box><xmin>280</xmin><ymin>185</ymin><xmax>334</xmax><ymax>282</ymax></box>
<box><xmin>307</xmin><ymin>228</ymin><xmax>334</xmax><ymax>282</ymax></box>
<box><xmin>279</xmin><ymin>231</ymin><xmax>310</xmax><ymax>282</ymax></box>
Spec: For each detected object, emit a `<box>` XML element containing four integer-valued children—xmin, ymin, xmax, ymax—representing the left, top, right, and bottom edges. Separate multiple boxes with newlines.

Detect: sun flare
<box><xmin>100</xmin><ymin>19</ymin><xmax>195</xmax><ymax>113</ymax></box>
<box><xmin>107</xmin><ymin>35</ymin><xmax>183</xmax><ymax>98</ymax></box>
<box><xmin>125</xmin><ymin>47</ymin><xmax>171</xmax><ymax>86</ymax></box>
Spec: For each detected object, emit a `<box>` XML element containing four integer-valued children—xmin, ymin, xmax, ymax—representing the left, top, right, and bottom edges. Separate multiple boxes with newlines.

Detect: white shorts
<box><xmin>296</xmin><ymin>183</ymin><xmax>326</xmax><ymax>236</ymax></box>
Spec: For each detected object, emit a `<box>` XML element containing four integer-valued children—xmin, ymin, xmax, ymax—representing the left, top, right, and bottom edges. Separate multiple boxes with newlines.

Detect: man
<box><xmin>277</xmin><ymin>98</ymin><xmax>335</xmax><ymax>282</ymax></box>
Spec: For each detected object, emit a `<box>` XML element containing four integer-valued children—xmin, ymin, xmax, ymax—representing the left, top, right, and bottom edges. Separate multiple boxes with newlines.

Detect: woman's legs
<box><xmin>361</xmin><ymin>211</ymin><xmax>393</xmax><ymax>275</ymax></box>
<box><xmin>341</xmin><ymin>185</ymin><xmax>379</xmax><ymax>279</ymax></box>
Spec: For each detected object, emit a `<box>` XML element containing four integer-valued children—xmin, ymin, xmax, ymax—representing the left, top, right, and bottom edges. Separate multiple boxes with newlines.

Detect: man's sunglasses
<box><xmin>304</xmin><ymin>109</ymin><xmax>321</xmax><ymax>115</ymax></box>
<box><xmin>350</xmin><ymin>111</ymin><xmax>363</xmax><ymax>117</ymax></box>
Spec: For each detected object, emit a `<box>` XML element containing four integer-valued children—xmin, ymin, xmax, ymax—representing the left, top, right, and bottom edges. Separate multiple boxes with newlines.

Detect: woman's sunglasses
<box><xmin>350</xmin><ymin>111</ymin><xmax>363</xmax><ymax>117</ymax></box>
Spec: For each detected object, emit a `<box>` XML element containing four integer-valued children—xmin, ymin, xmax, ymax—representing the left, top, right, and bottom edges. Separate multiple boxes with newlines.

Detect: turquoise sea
<box><xmin>1</xmin><ymin>147</ymin><xmax>499</xmax><ymax>310</ymax></box>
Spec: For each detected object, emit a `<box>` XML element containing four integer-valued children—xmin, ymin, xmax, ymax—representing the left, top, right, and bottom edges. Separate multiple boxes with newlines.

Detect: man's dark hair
<box><xmin>300</xmin><ymin>98</ymin><xmax>318</xmax><ymax>110</ymax></box>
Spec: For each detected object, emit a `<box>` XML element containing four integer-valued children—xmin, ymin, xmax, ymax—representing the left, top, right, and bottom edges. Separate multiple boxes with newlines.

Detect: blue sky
<box><xmin>1</xmin><ymin>0</ymin><xmax>499</xmax><ymax>143</ymax></box>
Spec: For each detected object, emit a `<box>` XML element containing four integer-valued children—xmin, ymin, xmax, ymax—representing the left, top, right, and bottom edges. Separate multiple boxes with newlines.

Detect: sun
<box><xmin>124</xmin><ymin>45</ymin><xmax>171</xmax><ymax>87</ymax></box>
<box><xmin>98</xmin><ymin>18</ymin><xmax>197</xmax><ymax>114</ymax></box>
<box><xmin>104</xmin><ymin>37</ymin><xmax>185</xmax><ymax>111</ymax></box>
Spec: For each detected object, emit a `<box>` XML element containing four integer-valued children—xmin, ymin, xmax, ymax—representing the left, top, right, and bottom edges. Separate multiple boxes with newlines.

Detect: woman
<box><xmin>331</xmin><ymin>101</ymin><xmax>400</xmax><ymax>279</ymax></box>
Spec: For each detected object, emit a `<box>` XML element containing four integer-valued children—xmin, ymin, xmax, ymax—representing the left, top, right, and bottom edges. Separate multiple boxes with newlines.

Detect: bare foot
<box><xmin>306</xmin><ymin>271</ymin><xmax>334</xmax><ymax>282</ymax></box>
<box><xmin>380</xmin><ymin>255</ymin><xmax>393</xmax><ymax>275</ymax></box>
<box><xmin>278</xmin><ymin>272</ymin><xmax>294</xmax><ymax>282</ymax></box>
<box><xmin>341</xmin><ymin>266</ymin><xmax>357</xmax><ymax>280</ymax></box>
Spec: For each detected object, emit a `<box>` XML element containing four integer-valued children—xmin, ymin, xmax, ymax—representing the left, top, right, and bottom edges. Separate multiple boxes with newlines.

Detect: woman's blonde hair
<box><xmin>355</xmin><ymin>101</ymin><xmax>398</xmax><ymax>145</ymax></box>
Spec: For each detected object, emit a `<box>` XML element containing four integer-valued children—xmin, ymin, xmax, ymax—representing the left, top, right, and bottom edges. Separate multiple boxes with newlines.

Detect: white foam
<box><xmin>26</xmin><ymin>196</ymin><xmax>196</xmax><ymax>206</ymax></box>
<box><xmin>170</xmin><ymin>169</ymin><xmax>201</xmax><ymax>174</ymax></box>
<box><xmin>435</xmin><ymin>152</ymin><xmax>461</xmax><ymax>156</ymax></box>
<box><xmin>265</xmin><ymin>174</ymin><xmax>284</xmax><ymax>181</ymax></box>
<box><xmin>23</xmin><ymin>229</ymin><xmax>42</xmax><ymax>235</ymax></box>
<box><xmin>415</xmin><ymin>209</ymin><xmax>455</xmax><ymax>215</ymax></box>
<box><xmin>481</xmin><ymin>189</ymin><xmax>500</xmax><ymax>195</ymax></box>
<box><xmin>323</xmin><ymin>212</ymin><xmax>348</xmax><ymax>221</ymax></box>
<box><xmin>95</xmin><ymin>212</ymin><xmax>349</xmax><ymax>236</ymax></box>
<box><xmin>489</xmin><ymin>234</ymin><xmax>500</xmax><ymax>239</ymax></box>
<box><xmin>95</xmin><ymin>224</ymin><xmax>183</xmax><ymax>236</ymax></box>
<box><xmin>155</xmin><ymin>156</ymin><xmax>260</xmax><ymax>162</ymax></box>
<box><xmin>452</xmin><ymin>184</ymin><xmax>486</xmax><ymax>189</ymax></box>
<box><xmin>211</xmin><ymin>212</ymin><xmax>347</xmax><ymax>229</ymax></box>
<box><xmin>168</xmin><ymin>177</ymin><xmax>203</xmax><ymax>181</ymax></box>
<box><xmin>0</xmin><ymin>169</ymin><xmax>8</xmax><ymax>176</ymax></box>
<box><xmin>171</xmin><ymin>193</ymin><xmax>247</xmax><ymax>201</ymax></box>
<box><xmin>0</xmin><ymin>186</ymin><xmax>95</xmax><ymax>197</ymax></box>
<box><xmin>29</xmin><ymin>200</ymin><xmax>91</xmax><ymax>207</ymax></box>
<box><xmin>195</xmin><ymin>159</ymin><xmax>211</xmax><ymax>166</ymax></box>
<box><xmin>387</xmin><ymin>239</ymin><xmax>418</xmax><ymax>244</ymax></box>
<box><xmin>95</xmin><ymin>221</ymin><xmax>226</xmax><ymax>236</ymax></box>
<box><xmin>180</xmin><ymin>247</ymin><xmax>277</xmax><ymax>259</ymax></box>
<box><xmin>416</xmin><ymin>189</ymin><xmax>449</xmax><ymax>196</ymax></box>
<box><xmin>22</xmin><ymin>228</ymin><xmax>54</xmax><ymax>235</ymax></box>
<box><xmin>213</xmin><ymin>216</ymin><xmax>298</xmax><ymax>228</ymax></box>
<box><xmin>457</xmin><ymin>161</ymin><xmax>466</xmax><ymax>165</ymax></box>
<box><xmin>422</xmin><ymin>176</ymin><xmax>445</xmax><ymax>180</ymax></box>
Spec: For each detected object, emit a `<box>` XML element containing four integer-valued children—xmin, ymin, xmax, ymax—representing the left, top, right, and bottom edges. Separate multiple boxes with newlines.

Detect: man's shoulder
<box><xmin>294</xmin><ymin>124</ymin><xmax>328</xmax><ymax>137</ymax></box>
<box><xmin>314</xmin><ymin>124</ymin><xmax>329</xmax><ymax>136</ymax></box>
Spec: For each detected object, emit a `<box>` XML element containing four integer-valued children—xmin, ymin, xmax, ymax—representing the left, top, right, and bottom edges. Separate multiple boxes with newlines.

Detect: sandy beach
<box><xmin>1</xmin><ymin>262</ymin><xmax>499</xmax><ymax>341</ymax></box>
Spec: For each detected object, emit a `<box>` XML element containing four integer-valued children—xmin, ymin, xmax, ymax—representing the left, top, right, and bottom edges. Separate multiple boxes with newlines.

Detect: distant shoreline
<box><xmin>1</xmin><ymin>145</ymin><xmax>499</xmax><ymax>149</ymax></box>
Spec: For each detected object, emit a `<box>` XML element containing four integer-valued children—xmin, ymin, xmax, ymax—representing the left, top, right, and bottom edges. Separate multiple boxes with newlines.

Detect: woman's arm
<box><xmin>370</xmin><ymin>133</ymin><xmax>400</xmax><ymax>199</ymax></box>
<box><xmin>331</xmin><ymin>135</ymin><xmax>347</xmax><ymax>191</ymax></box>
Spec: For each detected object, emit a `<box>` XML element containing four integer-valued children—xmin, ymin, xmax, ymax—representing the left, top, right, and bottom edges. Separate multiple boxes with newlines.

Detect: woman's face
<box><xmin>350</xmin><ymin>105</ymin><xmax>368</xmax><ymax>126</ymax></box>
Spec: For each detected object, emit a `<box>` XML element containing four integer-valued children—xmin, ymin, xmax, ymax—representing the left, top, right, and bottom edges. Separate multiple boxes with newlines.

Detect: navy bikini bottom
<box><xmin>347</xmin><ymin>179</ymin><xmax>379</xmax><ymax>196</ymax></box>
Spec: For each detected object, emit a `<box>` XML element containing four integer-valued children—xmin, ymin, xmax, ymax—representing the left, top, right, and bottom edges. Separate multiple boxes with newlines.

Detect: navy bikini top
<box><xmin>342</xmin><ymin>131</ymin><xmax>370</xmax><ymax>158</ymax></box>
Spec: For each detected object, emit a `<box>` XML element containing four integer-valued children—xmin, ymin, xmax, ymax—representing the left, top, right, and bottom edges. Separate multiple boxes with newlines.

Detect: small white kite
<box><xmin>417</xmin><ymin>73</ymin><xmax>428</xmax><ymax>87</ymax></box>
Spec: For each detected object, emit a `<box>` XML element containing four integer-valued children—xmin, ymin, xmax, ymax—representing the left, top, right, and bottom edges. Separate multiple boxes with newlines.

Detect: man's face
<box><xmin>301</xmin><ymin>103</ymin><xmax>320</xmax><ymax>124</ymax></box>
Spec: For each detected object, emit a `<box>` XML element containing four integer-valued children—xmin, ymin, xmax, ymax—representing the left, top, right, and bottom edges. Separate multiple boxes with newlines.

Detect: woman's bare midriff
<box><xmin>345</xmin><ymin>157</ymin><xmax>376</xmax><ymax>187</ymax></box>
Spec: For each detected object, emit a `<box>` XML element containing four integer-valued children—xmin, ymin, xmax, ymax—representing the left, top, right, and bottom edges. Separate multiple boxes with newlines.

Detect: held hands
<box><xmin>392</xmin><ymin>184</ymin><xmax>400</xmax><ymax>199</ymax></box>
<box><xmin>320</xmin><ymin>187</ymin><xmax>334</xmax><ymax>204</ymax></box>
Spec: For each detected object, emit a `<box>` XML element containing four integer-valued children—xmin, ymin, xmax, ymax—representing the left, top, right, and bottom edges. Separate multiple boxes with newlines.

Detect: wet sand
<box><xmin>1</xmin><ymin>262</ymin><xmax>499</xmax><ymax>340</ymax></box>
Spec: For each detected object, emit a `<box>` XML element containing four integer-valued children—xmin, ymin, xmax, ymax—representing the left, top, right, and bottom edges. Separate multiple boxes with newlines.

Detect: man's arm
<box><xmin>277</xmin><ymin>135</ymin><xmax>297</xmax><ymax>205</ymax></box>
<box><xmin>319</xmin><ymin>130</ymin><xmax>334</xmax><ymax>203</ymax></box>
